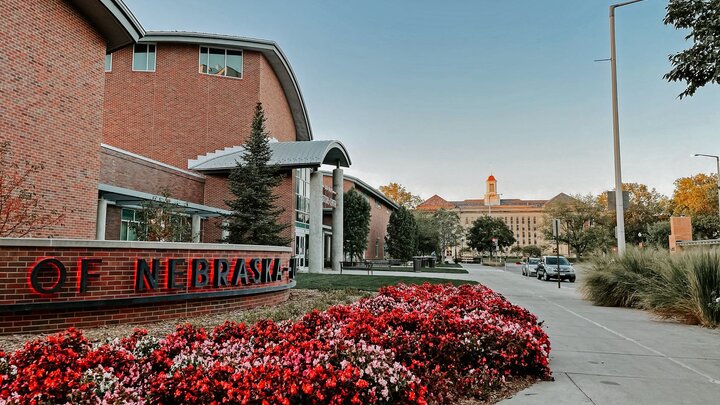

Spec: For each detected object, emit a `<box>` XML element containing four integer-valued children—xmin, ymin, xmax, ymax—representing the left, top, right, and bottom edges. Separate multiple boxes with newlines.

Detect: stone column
<box><xmin>95</xmin><ymin>198</ymin><xmax>108</xmax><ymax>240</ymax></box>
<box><xmin>191</xmin><ymin>215</ymin><xmax>201</xmax><ymax>243</ymax></box>
<box><xmin>332</xmin><ymin>168</ymin><xmax>344</xmax><ymax>271</ymax></box>
<box><xmin>308</xmin><ymin>169</ymin><xmax>323</xmax><ymax>273</ymax></box>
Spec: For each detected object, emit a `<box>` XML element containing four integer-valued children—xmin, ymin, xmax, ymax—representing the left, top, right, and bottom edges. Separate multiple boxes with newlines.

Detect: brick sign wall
<box><xmin>0</xmin><ymin>239</ymin><xmax>293</xmax><ymax>335</ymax></box>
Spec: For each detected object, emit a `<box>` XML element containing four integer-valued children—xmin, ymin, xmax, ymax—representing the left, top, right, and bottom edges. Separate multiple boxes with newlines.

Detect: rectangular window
<box><xmin>295</xmin><ymin>168</ymin><xmax>310</xmax><ymax>224</ymax></box>
<box><xmin>120</xmin><ymin>209</ymin><xmax>139</xmax><ymax>241</ymax></box>
<box><xmin>133</xmin><ymin>44</ymin><xmax>156</xmax><ymax>72</ymax></box>
<box><xmin>199</xmin><ymin>47</ymin><xmax>243</xmax><ymax>78</ymax></box>
<box><xmin>104</xmin><ymin>53</ymin><xmax>112</xmax><ymax>72</ymax></box>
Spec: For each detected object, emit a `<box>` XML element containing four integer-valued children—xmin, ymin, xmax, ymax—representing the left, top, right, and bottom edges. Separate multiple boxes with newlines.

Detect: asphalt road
<box><xmin>462</xmin><ymin>262</ymin><xmax>720</xmax><ymax>405</ymax></box>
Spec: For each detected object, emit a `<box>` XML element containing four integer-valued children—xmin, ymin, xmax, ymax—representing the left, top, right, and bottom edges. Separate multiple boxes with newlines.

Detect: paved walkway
<box><xmin>329</xmin><ymin>263</ymin><xmax>720</xmax><ymax>404</ymax></box>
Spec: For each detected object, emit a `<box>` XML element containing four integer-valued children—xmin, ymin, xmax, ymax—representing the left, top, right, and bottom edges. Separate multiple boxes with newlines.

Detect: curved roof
<box><xmin>70</xmin><ymin>0</ymin><xmax>145</xmax><ymax>52</ymax></box>
<box><xmin>139</xmin><ymin>31</ymin><xmax>313</xmax><ymax>141</ymax></box>
<box><xmin>487</xmin><ymin>174</ymin><xmax>496</xmax><ymax>182</ymax></box>
<box><xmin>188</xmin><ymin>140</ymin><xmax>351</xmax><ymax>172</ymax></box>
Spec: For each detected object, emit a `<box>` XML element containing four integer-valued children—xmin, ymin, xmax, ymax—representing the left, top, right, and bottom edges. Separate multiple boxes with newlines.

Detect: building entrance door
<box><xmin>295</xmin><ymin>228</ymin><xmax>309</xmax><ymax>271</ymax></box>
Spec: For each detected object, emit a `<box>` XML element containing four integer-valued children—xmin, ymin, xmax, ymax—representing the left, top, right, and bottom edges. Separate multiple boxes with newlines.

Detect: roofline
<box><xmin>101</xmin><ymin>143</ymin><xmax>205</xmax><ymax>179</ymax></box>
<box><xmin>320</xmin><ymin>171</ymin><xmax>399</xmax><ymax>210</ymax></box>
<box><xmin>98</xmin><ymin>183</ymin><xmax>230</xmax><ymax>216</ymax></box>
<box><xmin>139</xmin><ymin>31</ymin><xmax>312</xmax><ymax>142</ymax></box>
<box><xmin>69</xmin><ymin>0</ymin><xmax>145</xmax><ymax>52</ymax></box>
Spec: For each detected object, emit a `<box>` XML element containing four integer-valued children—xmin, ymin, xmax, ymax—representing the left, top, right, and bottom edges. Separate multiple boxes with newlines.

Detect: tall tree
<box><xmin>386</xmin><ymin>207</ymin><xmax>418</xmax><ymax>261</ymax></box>
<box><xmin>598</xmin><ymin>183</ymin><xmax>670</xmax><ymax>244</ymax></box>
<box><xmin>645</xmin><ymin>220</ymin><xmax>671</xmax><ymax>249</ymax></box>
<box><xmin>131</xmin><ymin>189</ymin><xmax>192</xmax><ymax>242</ymax></box>
<box><xmin>671</xmin><ymin>173</ymin><xmax>719</xmax><ymax>217</ymax></box>
<box><xmin>664</xmin><ymin>0</ymin><xmax>720</xmax><ymax>98</ymax></box>
<box><xmin>223</xmin><ymin>103</ymin><xmax>289</xmax><ymax>246</ymax></box>
<box><xmin>692</xmin><ymin>214</ymin><xmax>720</xmax><ymax>240</ymax></box>
<box><xmin>0</xmin><ymin>141</ymin><xmax>64</xmax><ymax>237</ymax></box>
<box><xmin>343</xmin><ymin>189</ymin><xmax>371</xmax><ymax>261</ymax></box>
<box><xmin>415</xmin><ymin>212</ymin><xmax>439</xmax><ymax>255</ymax></box>
<box><xmin>432</xmin><ymin>209</ymin><xmax>463</xmax><ymax>256</ymax></box>
<box><xmin>466</xmin><ymin>215</ymin><xmax>515</xmax><ymax>257</ymax></box>
<box><xmin>543</xmin><ymin>194</ymin><xmax>612</xmax><ymax>257</ymax></box>
<box><xmin>379</xmin><ymin>182</ymin><xmax>423</xmax><ymax>209</ymax></box>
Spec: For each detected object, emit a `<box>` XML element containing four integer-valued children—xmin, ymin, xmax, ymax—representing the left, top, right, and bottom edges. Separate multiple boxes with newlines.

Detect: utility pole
<box><xmin>609</xmin><ymin>0</ymin><xmax>644</xmax><ymax>255</ymax></box>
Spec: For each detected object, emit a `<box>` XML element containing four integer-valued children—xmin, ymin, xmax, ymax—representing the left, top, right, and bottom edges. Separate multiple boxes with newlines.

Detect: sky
<box><xmin>124</xmin><ymin>0</ymin><xmax>720</xmax><ymax>202</ymax></box>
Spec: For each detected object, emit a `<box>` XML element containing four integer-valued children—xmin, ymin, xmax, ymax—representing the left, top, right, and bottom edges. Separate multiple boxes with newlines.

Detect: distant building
<box><xmin>416</xmin><ymin>175</ymin><xmax>572</xmax><ymax>254</ymax></box>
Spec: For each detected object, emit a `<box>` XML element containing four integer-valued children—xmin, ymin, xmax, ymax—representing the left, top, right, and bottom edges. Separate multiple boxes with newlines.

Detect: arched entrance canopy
<box><xmin>188</xmin><ymin>140</ymin><xmax>351</xmax><ymax>172</ymax></box>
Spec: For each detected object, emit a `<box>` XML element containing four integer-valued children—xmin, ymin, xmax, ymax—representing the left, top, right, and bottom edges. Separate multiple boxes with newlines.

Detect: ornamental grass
<box><xmin>582</xmin><ymin>247</ymin><xmax>720</xmax><ymax>327</ymax></box>
<box><xmin>0</xmin><ymin>283</ymin><xmax>552</xmax><ymax>404</ymax></box>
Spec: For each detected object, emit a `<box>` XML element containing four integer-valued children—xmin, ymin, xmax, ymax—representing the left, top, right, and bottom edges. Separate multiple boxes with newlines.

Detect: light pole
<box><xmin>609</xmin><ymin>0</ymin><xmax>644</xmax><ymax>255</ymax></box>
<box><xmin>693</xmin><ymin>153</ymin><xmax>720</xmax><ymax>219</ymax></box>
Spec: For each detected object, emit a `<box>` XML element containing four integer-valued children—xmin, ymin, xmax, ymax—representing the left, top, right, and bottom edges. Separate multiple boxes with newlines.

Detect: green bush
<box><xmin>582</xmin><ymin>247</ymin><xmax>720</xmax><ymax>327</ymax></box>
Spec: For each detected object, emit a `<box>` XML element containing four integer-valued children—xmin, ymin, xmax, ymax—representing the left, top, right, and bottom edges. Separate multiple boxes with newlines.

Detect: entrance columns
<box><xmin>308</xmin><ymin>169</ymin><xmax>324</xmax><ymax>273</ymax></box>
<box><xmin>95</xmin><ymin>198</ymin><xmax>108</xmax><ymax>240</ymax></box>
<box><xmin>191</xmin><ymin>215</ymin><xmax>201</xmax><ymax>243</ymax></box>
<box><xmin>332</xmin><ymin>168</ymin><xmax>344</xmax><ymax>271</ymax></box>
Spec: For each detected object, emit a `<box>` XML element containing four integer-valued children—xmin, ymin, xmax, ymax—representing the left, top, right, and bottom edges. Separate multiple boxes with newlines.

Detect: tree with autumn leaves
<box><xmin>0</xmin><ymin>141</ymin><xmax>65</xmax><ymax>237</ymax></box>
<box><xmin>379</xmin><ymin>183</ymin><xmax>423</xmax><ymax>209</ymax></box>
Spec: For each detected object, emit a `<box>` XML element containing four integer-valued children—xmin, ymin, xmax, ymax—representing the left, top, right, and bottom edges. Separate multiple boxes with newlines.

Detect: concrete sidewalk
<box><xmin>321</xmin><ymin>262</ymin><xmax>720</xmax><ymax>403</ymax></box>
<box><xmin>461</xmin><ymin>263</ymin><xmax>720</xmax><ymax>405</ymax></box>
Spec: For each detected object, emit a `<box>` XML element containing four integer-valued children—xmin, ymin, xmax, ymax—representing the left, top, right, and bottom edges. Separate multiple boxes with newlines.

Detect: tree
<box><xmin>386</xmin><ymin>207</ymin><xmax>417</xmax><ymax>261</ymax></box>
<box><xmin>379</xmin><ymin>182</ymin><xmax>423</xmax><ymax>209</ymax></box>
<box><xmin>343</xmin><ymin>189</ymin><xmax>371</xmax><ymax>261</ymax></box>
<box><xmin>521</xmin><ymin>245</ymin><xmax>542</xmax><ymax>257</ymax></box>
<box><xmin>415</xmin><ymin>212</ymin><xmax>439</xmax><ymax>255</ymax></box>
<box><xmin>598</xmin><ymin>183</ymin><xmax>670</xmax><ymax>244</ymax></box>
<box><xmin>131</xmin><ymin>189</ymin><xmax>192</xmax><ymax>242</ymax></box>
<box><xmin>543</xmin><ymin>194</ymin><xmax>612</xmax><ymax>257</ymax></box>
<box><xmin>223</xmin><ymin>103</ymin><xmax>289</xmax><ymax>246</ymax></box>
<box><xmin>0</xmin><ymin>141</ymin><xmax>65</xmax><ymax>237</ymax></box>
<box><xmin>466</xmin><ymin>215</ymin><xmax>515</xmax><ymax>257</ymax></box>
<box><xmin>663</xmin><ymin>0</ymin><xmax>720</xmax><ymax>98</ymax></box>
<box><xmin>692</xmin><ymin>214</ymin><xmax>720</xmax><ymax>240</ymax></box>
<box><xmin>645</xmin><ymin>220</ymin><xmax>671</xmax><ymax>249</ymax></box>
<box><xmin>433</xmin><ymin>209</ymin><xmax>463</xmax><ymax>257</ymax></box>
<box><xmin>671</xmin><ymin>173</ymin><xmax>719</xmax><ymax>217</ymax></box>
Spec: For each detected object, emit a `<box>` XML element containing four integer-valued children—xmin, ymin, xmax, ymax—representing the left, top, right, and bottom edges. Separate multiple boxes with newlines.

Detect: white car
<box><xmin>521</xmin><ymin>257</ymin><xmax>540</xmax><ymax>277</ymax></box>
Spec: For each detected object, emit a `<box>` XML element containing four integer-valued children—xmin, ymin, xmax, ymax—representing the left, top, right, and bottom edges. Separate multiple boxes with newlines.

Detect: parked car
<box><xmin>536</xmin><ymin>255</ymin><xmax>576</xmax><ymax>282</ymax></box>
<box><xmin>521</xmin><ymin>257</ymin><xmax>540</xmax><ymax>277</ymax></box>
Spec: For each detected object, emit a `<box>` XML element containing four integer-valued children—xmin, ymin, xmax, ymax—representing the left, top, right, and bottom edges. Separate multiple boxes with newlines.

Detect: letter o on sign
<box><xmin>29</xmin><ymin>258</ymin><xmax>67</xmax><ymax>294</ymax></box>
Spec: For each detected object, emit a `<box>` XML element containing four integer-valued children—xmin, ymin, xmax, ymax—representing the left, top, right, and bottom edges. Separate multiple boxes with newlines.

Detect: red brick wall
<box><xmin>322</xmin><ymin>176</ymin><xmax>394</xmax><ymax>259</ymax></box>
<box><xmin>105</xmin><ymin>206</ymin><xmax>122</xmax><ymax>240</ymax></box>
<box><xmin>0</xmin><ymin>241</ymin><xmax>293</xmax><ymax>334</ymax></box>
<box><xmin>103</xmin><ymin>45</ymin><xmax>297</xmax><ymax>169</ymax></box>
<box><xmin>0</xmin><ymin>0</ymin><xmax>106</xmax><ymax>239</ymax></box>
<box><xmin>100</xmin><ymin>146</ymin><xmax>206</xmax><ymax>204</ymax></box>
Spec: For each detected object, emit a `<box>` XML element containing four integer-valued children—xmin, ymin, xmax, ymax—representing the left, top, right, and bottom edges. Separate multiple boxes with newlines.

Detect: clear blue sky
<box><xmin>124</xmin><ymin>0</ymin><xmax>720</xmax><ymax>201</ymax></box>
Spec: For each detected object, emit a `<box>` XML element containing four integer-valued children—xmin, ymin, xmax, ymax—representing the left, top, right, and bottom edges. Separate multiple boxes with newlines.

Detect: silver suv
<box><xmin>521</xmin><ymin>257</ymin><xmax>540</xmax><ymax>277</ymax></box>
<box><xmin>536</xmin><ymin>255</ymin><xmax>576</xmax><ymax>282</ymax></box>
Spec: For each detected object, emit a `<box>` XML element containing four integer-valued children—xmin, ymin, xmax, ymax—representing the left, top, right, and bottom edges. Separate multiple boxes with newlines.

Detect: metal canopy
<box><xmin>188</xmin><ymin>140</ymin><xmax>352</xmax><ymax>173</ymax></box>
<box><xmin>98</xmin><ymin>184</ymin><xmax>230</xmax><ymax>217</ymax></box>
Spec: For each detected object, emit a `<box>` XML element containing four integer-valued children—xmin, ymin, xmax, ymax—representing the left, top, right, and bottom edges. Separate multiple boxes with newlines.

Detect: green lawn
<box><xmin>294</xmin><ymin>273</ymin><xmax>477</xmax><ymax>291</ymax></box>
<box><xmin>368</xmin><ymin>266</ymin><xmax>468</xmax><ymax>274</ymax></box>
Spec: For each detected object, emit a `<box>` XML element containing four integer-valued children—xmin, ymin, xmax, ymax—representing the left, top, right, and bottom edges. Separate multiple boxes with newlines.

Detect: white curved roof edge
<box><xmin>188</xmin><ymin>140</ymin><xmax>351</xmax><ymax>171</ymax></box>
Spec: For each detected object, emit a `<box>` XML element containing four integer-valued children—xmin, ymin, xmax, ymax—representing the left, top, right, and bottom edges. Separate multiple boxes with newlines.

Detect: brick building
<box><xmin>2</xmin><ymin>0</ymin><xmax>397</xmax><ymax>273</ymax></box>
<box><xmin>417</xmin><ymin>175</ymin><xmax>571</xmax><ymax>255</ymax></box>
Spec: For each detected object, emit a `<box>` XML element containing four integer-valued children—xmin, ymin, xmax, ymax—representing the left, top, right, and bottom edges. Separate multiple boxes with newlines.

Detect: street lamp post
<box><xmin>609</xmin><ymin>0</ymin><xmax>644</xmax><ymax>255</ymax></box>
<box><xmin>693</xmin><ymin>153</ymin><xmax>720</xmax><ymax>220</ymax></box>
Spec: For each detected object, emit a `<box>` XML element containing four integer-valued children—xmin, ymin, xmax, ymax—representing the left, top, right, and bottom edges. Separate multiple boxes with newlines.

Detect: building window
<box><xmin>133</xmin><ymin>44</ymin><xmax>156</xmax><ymax>72</ymax></box>
<box><xmin>199</xmin><ymin>47</ymin><xmax>243</xmax><ymax>78</ymax></box>
<box><xmin>375</xmin><ymin>239</ymin><xmax>380</xmax><ymax>258</ymax></box>
<box><xmin>104</xmin><ymin>53</ymin><xmax>112</xmax><ymax>72</ymax></box>
<box><xmin>295</xmin><ymin>169</ymin><xmax>310</xmax><ymax>224</ymax></box>
<box><xmin>120</xmin><ymin>209</ymin><xmax>139</xmax><ymax>241</ymax></box>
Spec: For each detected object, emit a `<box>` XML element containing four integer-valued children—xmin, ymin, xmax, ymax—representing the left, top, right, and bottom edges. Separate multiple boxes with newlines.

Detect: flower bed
<box><xmin>0</xmin><ymin>283</ymin><xmax>551</xmax><ymax>404</ymax></box>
